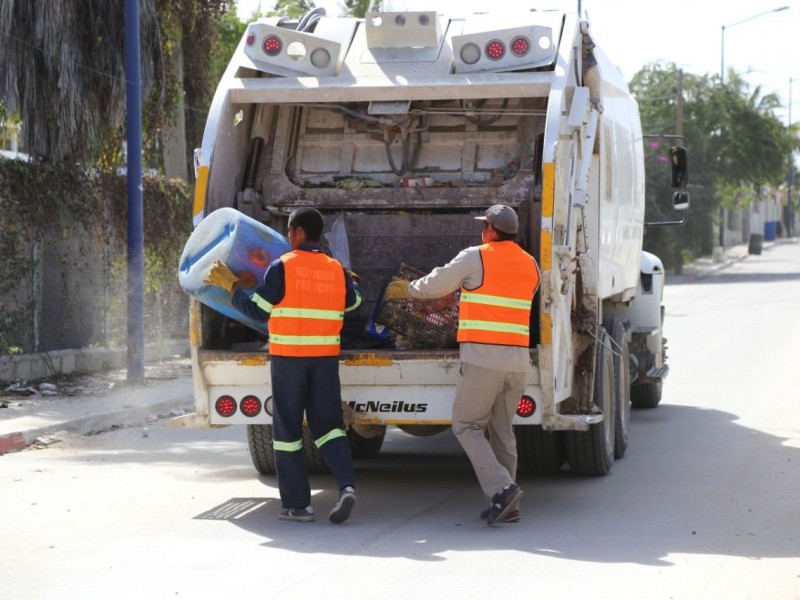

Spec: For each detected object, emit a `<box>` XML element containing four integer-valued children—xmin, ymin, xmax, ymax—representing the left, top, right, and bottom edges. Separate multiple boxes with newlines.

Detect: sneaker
<box><xmin>329</xmin><ymin>486</ymin><xmax>356</xmax><ymax>524</ymax></box>
<box><xmin>480</xmin><ymin>507</ymin><xmax>522</xmax><ymax>523</ymax></box>
<box><xmin>279</xmin><ymin>506</ymin><xmax>315</xmax><ymax>522</ymax></box>
<box><xmin>486</xmin><ymin>483</ymin><xmax>523</xmax><ymax>526</ymax></box>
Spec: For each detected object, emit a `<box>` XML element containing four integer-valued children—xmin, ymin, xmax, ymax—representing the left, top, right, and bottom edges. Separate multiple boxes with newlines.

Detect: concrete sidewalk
<box><xmin>0</xmin><ymin>365</ymin><xmax>194</xmax><ymax>454</ymax></box>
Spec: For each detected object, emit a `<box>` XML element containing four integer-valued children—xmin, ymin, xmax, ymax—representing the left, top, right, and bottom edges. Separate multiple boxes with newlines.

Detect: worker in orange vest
<box><xmin>206</xmin><ymin>207</ymin><xmax>362</xmax><ymax>523</ymax></box>
<box><xmin>384</xmin><ymin>204</ymin><xmax>540</xmax><ymax>526</ymax></box>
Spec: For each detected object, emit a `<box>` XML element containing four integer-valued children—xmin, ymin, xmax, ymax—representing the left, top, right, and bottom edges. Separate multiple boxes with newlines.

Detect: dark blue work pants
<box><xmin>270</xmin><ymin>355</ymin><xmax>354</xmax><ymax>509</ymax></box>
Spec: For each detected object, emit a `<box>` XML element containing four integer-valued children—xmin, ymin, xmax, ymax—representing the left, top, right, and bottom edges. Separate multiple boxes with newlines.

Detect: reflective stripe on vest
<box><xmin>268</xmin><ymin>251</ymin><xmax>346</xmax><ymax>357</ymax></box>
<box><xmin>314</xmin><ymin>428</ymin><xmax>347</xmax><ymax>448</ymax></box>
<box><xmin>457</xmin><ymin>241</ymin><xmax>539</xmax><ymax>347</ymax></box>
<box><xmin>250</xmin><ymin>292</ymin><xmax>273</xmax><ymax>314</ymax></box>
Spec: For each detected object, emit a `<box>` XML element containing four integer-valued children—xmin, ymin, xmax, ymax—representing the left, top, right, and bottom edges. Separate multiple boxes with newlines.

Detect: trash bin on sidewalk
<box><xmin>764</xmin><ymin>221</ymin><xmax>778</xmax><ymax>241</ymax></box>
<box><xmin>748</xmin><ymin>235</ymin><xmax>763</xmax><ymax>255</ymax></box>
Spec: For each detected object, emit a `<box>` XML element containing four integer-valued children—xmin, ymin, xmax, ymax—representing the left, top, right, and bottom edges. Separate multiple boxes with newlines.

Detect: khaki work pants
<box><xmin>452</xmin><ymin>362</ymin><xmax>526</xmax><ymax>499</ymax></box>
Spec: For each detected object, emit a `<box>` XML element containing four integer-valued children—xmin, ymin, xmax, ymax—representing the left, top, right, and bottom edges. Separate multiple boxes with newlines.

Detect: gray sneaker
<box><xmin>480</xmin><ymin>507</ymin><xmax>521</xmax><ymax>523</ymax></box>
<box><xmin>486</xmin><ymin>484</ymin><xmax>522</xmax><ymax>526</ymax></box>
<box><xmin>279</xmin><ymin>506</ymin><xmax>315</xmax><ymax>522</ymax></box>
<box><xmin>329</xmin><ymin>486</ymin><xmax>356</xmax><ymax>524</ymax></box>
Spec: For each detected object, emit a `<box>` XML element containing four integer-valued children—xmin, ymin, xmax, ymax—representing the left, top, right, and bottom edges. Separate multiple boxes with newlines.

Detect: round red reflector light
<box><xmin>516</xmin><ymin>395</ymin><xmax>536</xmax><ymax>418</ymax></box>
<box><xmin>485</xmin><ymin>40</ymin><xmax>505</xmax><ymax>61</ymax></box>
<box><xmin>215</xmin><ymin>395</ymin><xmax>237</xmax><ymax>418</ymax></box>
<box><xmin>510</xmin><ymin>36</ymin><xmax>530</xmax><ymax>57</ymax></box>
<box><xmin>246</xmin><ymin>34</ymin><xmax>255</xmax><ymax>46</ymax></box>
<box><xmin>263</xmin><ymin>35</ymin><xmax>282</xmax><ymax>56</ymax></box>
<box><xmin>240</xmin><ymin>395</ymin><xmax>262</xmax><ymax>417</ymax></box>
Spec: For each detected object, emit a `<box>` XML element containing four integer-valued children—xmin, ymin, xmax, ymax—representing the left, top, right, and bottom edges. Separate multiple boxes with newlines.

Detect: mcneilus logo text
<box><xmin>346</xmin><ymin>400</ymin><xmax>428</xmax><ymax>413</ymax></box>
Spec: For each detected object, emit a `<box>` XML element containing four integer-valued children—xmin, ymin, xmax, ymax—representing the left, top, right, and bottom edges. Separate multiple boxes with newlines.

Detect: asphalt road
<box><xmin>2</xmin><ymin>241</ymin><xmax>799</xmax><ymax>600</ymax></box>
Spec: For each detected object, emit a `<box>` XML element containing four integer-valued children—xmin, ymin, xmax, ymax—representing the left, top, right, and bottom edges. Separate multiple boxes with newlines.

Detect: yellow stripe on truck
<box><xmin>540</xmin><ymin>162</ymin><xmax>555</xmax><ymax>271</ymax></box>
<box><xmin>193</xmin><ymin>165</ymin><xmax>209</xmax><ymax>225</ymax></box>
<box><xmin>539</xmin><ymin>162</ymin><xmax>555</xmax><ymax>346</ymax></box>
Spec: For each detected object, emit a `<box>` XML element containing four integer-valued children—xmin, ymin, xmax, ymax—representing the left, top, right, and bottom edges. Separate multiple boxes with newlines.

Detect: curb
<box><xmin>0</xmin><ymin>380</ymin><xmax>194</xmax><ymax>454</ymax></box>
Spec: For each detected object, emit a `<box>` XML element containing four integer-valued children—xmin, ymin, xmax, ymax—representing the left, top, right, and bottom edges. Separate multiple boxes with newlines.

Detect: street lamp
<box><xmin>720</xmin><ymin>6</ymin><xmax>789</xmax><ymax>84</ymax></box>
<box><xmin>717</xmin><ymin>6</ymin><xmax>789</xmax><ymax>254</ymax></box>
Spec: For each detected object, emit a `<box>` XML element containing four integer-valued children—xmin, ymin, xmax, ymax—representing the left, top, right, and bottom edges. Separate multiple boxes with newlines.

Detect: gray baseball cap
<box><xmin>475</xmin><ymin>204</ymin><xmax>518</xmax><ymax>234</ymax></box>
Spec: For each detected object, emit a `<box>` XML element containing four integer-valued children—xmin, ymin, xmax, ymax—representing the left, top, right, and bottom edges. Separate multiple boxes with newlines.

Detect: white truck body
<box><xmin>173</xmin><ymin>8</ymin><xmax>686</xmax><ymax>475</ymax></box>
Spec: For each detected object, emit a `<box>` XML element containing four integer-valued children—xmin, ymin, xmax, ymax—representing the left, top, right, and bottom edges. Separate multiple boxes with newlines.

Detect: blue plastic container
<box><xmin>764</xmin><ymin>221</ymin><xmax>778</xmax><ymax>241</ymax></box>
<box><xmin>178</xmin><ymin>207</ymin><xmax>291</xmax><ymax>333</ymax></box>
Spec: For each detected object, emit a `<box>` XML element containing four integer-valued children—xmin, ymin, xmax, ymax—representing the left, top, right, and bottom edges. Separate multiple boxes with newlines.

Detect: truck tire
<box><xmin>631</xmin><ymin>381</ymin><xmax>662</xmax><ymax>409</ymax></box>
<box><xmin>604</xmin><ymin>317</ymin><xmax>631</xmax><ymax>459</ymax></box>
<box><xmin>301</xmin><ymin>426</ymin><xmax>330</xmax><ymax>474</ymax></box>
<box><xmin>247</xmin><ymin>424</ymin><xmax>276</xmax><ymax>475</ymax></box>
<box><xmin>246</xmin><ymin>424</ymin><xmax>331</xmax><ymax>474</ymax></box>
<box><xmin>347</xmin><ymin>426</ymin><xmax>386</xmax><ymax>458</ymax></box>
<box><xmin>514</xmin><ymin>425</ymin><xmax>564</xmax><ymax>475</ymax></box>
<box><xmin>565</xmin><ymin>329</ymin><xmax>616</xmax><ymax>476</ymax></box>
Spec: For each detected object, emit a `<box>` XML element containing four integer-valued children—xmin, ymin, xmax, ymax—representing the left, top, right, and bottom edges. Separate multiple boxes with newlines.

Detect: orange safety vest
<box><xmin>457</xmin><ymin>242</ymin><xmax>539</xmax><ymax>347</ymax></box>
<box><xmin>268</xmin><ymin>251</ymin><xmax>346</xmax><ymax>357</ymax></box>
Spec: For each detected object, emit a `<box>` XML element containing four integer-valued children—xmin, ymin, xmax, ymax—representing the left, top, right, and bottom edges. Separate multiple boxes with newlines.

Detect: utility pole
<box><xmin>789</xmin><ymin>78</ymin><xmax>794</xmax><ymax>238</ymax></box>
<box><xmin>676</xmin><ymin>69</ymin><xmax>684</xmax><ymax>137</ymax></box>
<box><xmin>125</xmin><ymin>0</ymin><xmax>145</xmax><ymax>383</ymax></box>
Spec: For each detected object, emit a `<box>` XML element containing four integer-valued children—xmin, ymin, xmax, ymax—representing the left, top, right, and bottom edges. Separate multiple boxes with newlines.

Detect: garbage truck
<box><xmin>170</xmin><ymin>6</ymin><xmax>689</xmax><ymax>477</ymax></box>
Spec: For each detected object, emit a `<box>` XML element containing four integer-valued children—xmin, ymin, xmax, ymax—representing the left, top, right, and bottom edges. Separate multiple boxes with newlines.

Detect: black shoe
<box><xmin>480</xmin><ymin>507</ymin><xmax>521</xmax><ymax>523</ymax></box>
<box><xmin>329</xmin><ymin>486</ymin><xmax>356</xmax><ymax>524</ymax></box>
<box><xmin>486</xmin><ymin>484</ymin><xmax>522</xmax><ymax>526</ymax></box>
<box><xmin>279</xmin><ymin>506</ymin><xmax>315</xmax><ymax>522</ymax></box>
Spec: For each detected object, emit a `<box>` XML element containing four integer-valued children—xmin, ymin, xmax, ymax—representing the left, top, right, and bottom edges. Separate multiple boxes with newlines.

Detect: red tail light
<box><xmin>246</xmin><ymin>34</ymin><xmax>255</xmax><ymax>46</ymax></box>
<box><xmin>510</xmin><ymin>36</ymin><xmax>530</xmax><ymax>57</ymax></box>
<box><xmin>516</xmin><ymin>395</ymin><xmax>536</xmax><ymax>418</ymax></box>
<box><xmin>240</xmin><ymin>395</ymin><xmax>262</xmax><ymax>417</ymax></box>
<box><xmin>485</xmin><ymin>40</ymin><xmax>505</xmax><ymax>61</ymax></box>
<box><xmin>263</xmin><ymin>35</ymin><xmax>282</xmax><ymax>56</ymax></box>
<box><xmin>215</xmin><ymin>395</ymin><xmax>237</xmax><ymax>418</ymax></box>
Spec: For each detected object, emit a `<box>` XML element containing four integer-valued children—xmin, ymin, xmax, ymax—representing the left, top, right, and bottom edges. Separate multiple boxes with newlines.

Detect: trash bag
<box><xmin>324</xmin><ymin>213</ymin><xmax>351</xmax><ymax>270</ymax></box>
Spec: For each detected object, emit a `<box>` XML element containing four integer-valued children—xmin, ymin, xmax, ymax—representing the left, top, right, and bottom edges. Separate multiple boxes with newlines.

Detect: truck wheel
<box><xmin>302</xmin><ymin>426</ymin><xmax>330</xmax><ymax>474</ymax></box>
<box><xmin>514</xmin><ymin>425</ymin><xmax>564</xmax><ymax>475</ymax></box>
<box><xmin>565</xmin><ymin>329</ymin><xmax>616</xmax><ymax>476</ymax></box>
<box><xmin>246</xmin><ymin>425</ymin><xmax>331</xmax><ymax>474</ymax></box>
<box><xmin>631</xmin><ymin>381</ymin><xmax>662</xmax><ymax>409</ymax></box>
<box><xmin>347</xmin><ymin>426</ymin><xmax>386</xmax><ymax>458</ymax></box>
<box><xmin>604</xmin><ymin>317</ymin><xmax>631</xmax><ymax>459</ymax></box>
<box><xmin>247</xmin><ymin>424</ymin><xmax>276</xmax><ymax>475</ymax></box>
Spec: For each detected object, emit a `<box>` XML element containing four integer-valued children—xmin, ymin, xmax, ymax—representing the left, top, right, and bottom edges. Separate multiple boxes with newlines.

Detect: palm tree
<box><xmin>344</xmin><ymin>0</ymin><xmax>377</xmax><ymax>17</ymax></box>
<box><xmin>0</xmin><ymin>0</ymin><xmax>165</xmax><ymax>162</ymax></box>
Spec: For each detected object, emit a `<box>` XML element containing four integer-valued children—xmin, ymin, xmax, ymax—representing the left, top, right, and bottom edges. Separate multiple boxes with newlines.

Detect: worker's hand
<box><xmin>346</xmin><ymin>269</ymin><xmax>362</xmax><ymax>286</ymax></box>
<box><xmin>204</xmin><ymin>260</ymin><xmax>240</xmax><ymax>293</ymax></box>
<box><xmin>383</xmin><ymin>278</ymin><xmax>410</xmax><ymax>302</ymax></box>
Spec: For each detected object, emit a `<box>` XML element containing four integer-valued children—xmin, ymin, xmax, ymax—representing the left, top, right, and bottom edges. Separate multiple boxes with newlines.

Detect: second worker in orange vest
<box><xmin>383</xmin><ymin>204</ymin><xmax>540</xmax><ymax>526</ymax></box>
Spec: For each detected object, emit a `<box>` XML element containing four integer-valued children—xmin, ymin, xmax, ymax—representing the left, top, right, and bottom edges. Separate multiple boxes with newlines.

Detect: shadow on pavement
<box><xmin>175</xmin><ymin>404</ymin><xmax>800</xmax><ymax>566</ymax></box>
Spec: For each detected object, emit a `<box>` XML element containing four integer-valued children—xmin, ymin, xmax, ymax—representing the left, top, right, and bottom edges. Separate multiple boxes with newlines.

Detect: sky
<box><xmin>235</xmin><ymin>0</ymin><xmax>800</xmax><ymax>123</ymax></box>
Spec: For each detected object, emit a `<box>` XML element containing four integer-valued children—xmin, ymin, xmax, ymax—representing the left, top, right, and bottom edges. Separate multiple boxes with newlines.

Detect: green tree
<box><xmin>630</xmin><ymin>63</ymin><xmax>793</xmax><ymax>270</ymax></box>
<box><xmin>271</xmin><ymin>0</ymin><xmax>317</xmax><ymax>19</ymax></box>
<box><xmin>343</xmin><ymin>0</ymin><xmax>376</xmax><ymax>16</ymax></box>
<box><xmin>0</xmin><ymin>1</ymin><xmax>232</xmax><ymax>166</ymax></box>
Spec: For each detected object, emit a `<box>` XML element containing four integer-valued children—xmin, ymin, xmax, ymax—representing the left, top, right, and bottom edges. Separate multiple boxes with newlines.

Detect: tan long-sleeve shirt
<box><xmin>408</xmin><ymin>244</ymin><xmax>536</xmax><ymax>373</ymax></box>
